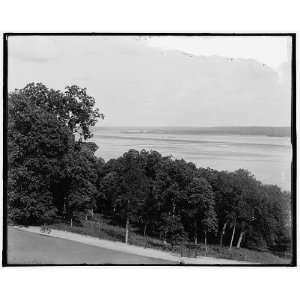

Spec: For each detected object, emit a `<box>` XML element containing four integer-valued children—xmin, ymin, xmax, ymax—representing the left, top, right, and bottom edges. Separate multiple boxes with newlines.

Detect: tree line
<box><xmin>8</xmin><ymin>83</ymin><xmax>292</xmax><ymax>253</ymax></box>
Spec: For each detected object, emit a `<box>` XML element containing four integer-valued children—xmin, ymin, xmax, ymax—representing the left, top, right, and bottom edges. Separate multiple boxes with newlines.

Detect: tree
<box><xmin>158</xmin><ymin>213</ymin><xmax>187</xmax><ymax>247</ymax></box>
<box><xmin>247</xmin><ymin>184</ymin><xmax>291</xmax><ymax>251</ymax></box>
<box><xmin>8</xmin><ymin>97</ymin><xmax>71</xmax><ymax>224</ymax></box>
<box><xmin>183</xmin><ymin>178</ymin><xmax>204</xmax><ymax>243</ymax></box>
<box><xmin>57</xmin><ymin>146</ymin><xmax>99</xmax><ymax>225</ymax></box>
<box><xmin>136</xmin><ymin>182</ymin><xmax>159</xmax><ymax>245</ymax></box>
<box><xmin>136</xmin><ymin>150</ymin><xmax>164</xmax><ymax>242</ymax></box>
<box><xmin>204</xmin><ymin>168</ymin><xmax>261</xmax><ymax>249</ymax></box>
<box><xmin>187</xmin><ymin>177</ymin><xmax>217</xmax><ymax>253</ymax></box>
<box><xmin>229</xmin><ymin>169</ymin><xmax>262</xmax><ymax>249</ymax></box>
<box><xmin>112</xmin><ymin>150</ymin><xmax>149</xmax><ymax>244</ymax></box>
<box><xmin>96</xmin><ymin>171</ymin><xmax>121</xmax><ymax>216</ymax></box>
<box><xmin>13</xmin><ymin>83</ymin><xmax>103</xmax><ymax>140</ymax></box>
<box><xmin>8</xmin><ymin>83</ymin><xmax>102</xmax><ymax>225</ymax></box>
<box><xmin>198</xmin><ymin>169</ymin><xmax>232</xmax><ymax>247</ymax></box>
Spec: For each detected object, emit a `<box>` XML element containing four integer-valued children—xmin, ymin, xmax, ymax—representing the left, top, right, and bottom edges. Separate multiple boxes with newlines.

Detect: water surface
<box><xmin>91</xmin><ymin>127</ymin><xmax>292</xmax><ymax>191</ymax></box>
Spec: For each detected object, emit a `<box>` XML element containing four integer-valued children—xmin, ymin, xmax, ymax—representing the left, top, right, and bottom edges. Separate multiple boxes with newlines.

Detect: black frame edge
<box><xmin>290</xmin><ymin>33</ymin><xmax>297</xmax><ymax>267</ymax></box>
<box><xmin>2</xmin><ymin>32</ymin><xmax>297</xmax><ymax>267</ymax></box>
<box><xmin>2</xmin><ymin>33</ymin><xmax>8</xmax><ymax>267</ymax></box>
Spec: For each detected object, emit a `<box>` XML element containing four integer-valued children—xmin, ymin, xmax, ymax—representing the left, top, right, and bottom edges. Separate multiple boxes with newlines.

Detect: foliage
<box><xmin>183</xmin><ymin>177</ymin><xmax>218</xmax><ymax>243</ymax></box>
<box><xmin>12</xmin><ymin>83</ymin><xmax>103</xmax><ymax>140</ymax></box>
<box><xmin>8</xmin><ymin>83</ymin><xmax>102</xmax><ymax>225</ymax></box>
<box><xmin>96</xmin><ymin>151</ymin><xmax>291</xmax><ymax>252</ymax></box>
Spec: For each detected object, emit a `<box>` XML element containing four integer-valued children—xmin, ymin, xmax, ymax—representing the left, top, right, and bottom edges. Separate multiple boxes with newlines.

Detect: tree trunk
<box><xmin>125</xmin><ymin>217</ymin><xmax>129</xmax><ymax>244</ymax></box>
<box><xmin>220</xmin><ymin>221</ymin><xmax>228</xmax><ymax>247</ymax></box>
<box><xmin>125</xmin><ymin>199</ymin><xmax>130</xmax><ymax>244</ymax></box>
<box><xmin>204</xmin><ymin>231</ymin><xmax>208</xmax><ymax>256</ymax></box>
<box><xmin>236</xmin><ymin>231</ymin><xmax>244</xmax><ymax>248</ymax></box>
<box><xmin>172</xmin><ymin>203</ymin><xmax>176</xmax><ymax>217</ymax></box>
<box><xmin>194</xmin><ymin>222</ymin><xmax>198</xmax><ymax>245</ymax></box>
<box><xmin>194</xmin><ymin>235</ymin><xmax>198</xmax><ymax>245</ymax></box>
<box><xmin>229</xmin><ymin>221</ymin><xmax>236</xmax><ymax>250</ymax></box>
<box><xmin>143</xmin><ymin>224</ymin><xmax>148</xmax><ymax>248</ymax></box>
<box><xmin>163</xmin><ymin>232</ymin><xmax>167</xmax><ymax>245</ymax></box>
<box><xmin>70</xmin><ymin>218</ymin><xmax>73</xmax><ymax>228</ymax></box>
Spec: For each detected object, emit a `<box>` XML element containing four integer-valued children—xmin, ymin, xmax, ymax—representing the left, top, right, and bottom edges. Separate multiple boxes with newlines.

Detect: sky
<box><xmin>147</xmin><ymin>36</ymin><xmax>291</xmax><ymax>69</ymax></box>
<box><xmin>7</xmin><ymin>35</ymin><xmax>292</xmax><ymax>127</ymax></box>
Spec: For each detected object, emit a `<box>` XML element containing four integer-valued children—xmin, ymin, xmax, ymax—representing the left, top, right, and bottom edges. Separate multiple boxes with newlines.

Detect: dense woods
<box><xmin>8</xmin><ymin>83</ymin><xmax>292</xmax><ymax>254</ymax></box>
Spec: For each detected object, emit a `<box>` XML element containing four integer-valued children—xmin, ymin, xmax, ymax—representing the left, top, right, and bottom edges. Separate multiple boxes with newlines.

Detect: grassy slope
<box><xmin>50</xmin><ymin>219</ymin><xmax>291</xmax><ymax>265</ymax></box>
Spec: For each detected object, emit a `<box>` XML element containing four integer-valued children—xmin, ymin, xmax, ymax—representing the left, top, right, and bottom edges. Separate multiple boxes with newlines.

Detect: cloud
<box><xmin>277</xmin><ymin>62</ymin><xmax>291</xmax><ymax>85</ymax></box>
<box><xmin>8</xmin><ymin>36</ymin><xmax>291</xmax><ymax>127</ymax></box>
<box><xmin>8</xmin><ymin>36</ymin><xmax>60</xmax><ymax>62</ymax></box>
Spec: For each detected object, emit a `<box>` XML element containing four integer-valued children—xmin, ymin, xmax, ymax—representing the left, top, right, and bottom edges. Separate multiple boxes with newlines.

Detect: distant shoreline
<box><xmin>93</xmin><ymin>126</ymin><xmax>291</xmax><ymax>138</ymax></box>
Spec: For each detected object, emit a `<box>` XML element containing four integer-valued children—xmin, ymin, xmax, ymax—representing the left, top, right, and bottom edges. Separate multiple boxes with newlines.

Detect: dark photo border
<box><xmin>2</xmin><ymin>32</ymin><xmax>297</xmax><ymax>267</ymax></box>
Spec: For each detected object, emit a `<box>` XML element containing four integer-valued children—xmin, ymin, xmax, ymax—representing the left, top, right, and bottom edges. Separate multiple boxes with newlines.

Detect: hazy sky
<box><xmin>8</xmin><ymin>35</ymin><xmax>292</xmax><ymax>127</ymax></box>
<box><xmin>148</xmin><ymin>36</ymin><xmax>291</xmax><ymax>69</ymax></box>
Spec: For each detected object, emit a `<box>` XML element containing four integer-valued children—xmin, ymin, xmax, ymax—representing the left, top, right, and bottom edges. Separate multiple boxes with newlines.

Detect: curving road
<box><xmin>6</xmin><ymin>227</ymin><xmax>175</xmax><ymax>265</ymax></box>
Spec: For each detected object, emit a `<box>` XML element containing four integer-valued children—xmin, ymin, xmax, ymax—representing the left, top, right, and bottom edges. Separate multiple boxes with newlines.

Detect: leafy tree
<box><xmin>228</xmin><ymin>170</ymin><xmax>262</xmax><ymax>249</ymax></box>
<box><xmin>248</xmin><ymin>184</ymin><xmax>291</xmax><ymax>251</ymax></box>
<box><xmin>13</xmin><ymin>83</ymin><xmax>103</xmax><ymax>140</ymax></box>
<box><xmin>8</xmin><ymin>97</ymin><xmax>71</xmax><ymax>224</ymax></box>
<box><xmin>136</xmin><ymin>183</ymin><xmax>159</xmax><ymax>243</ymax></box>
<box><xmin>96</xmin><ymin>154</ymin><xmax>291</xmax><ymax>254</ymax></box>
<box><xmin>186</xmin><ymin>177</ymin><xmax>217</xmax><ymax>253</ymax></box>
<box><xmin>198</xmin><ymin>169</ymin><xmax>232</xmax><ymax>247</ymax></box>
<box><xmin>112</xmin><ymin>150</ymin><xmax>149</xmax><ymax>244</ymax></box>
<box><xmin>8</xmin><ymin>83</ymin><xmax>102</xmax><ymax>225</ymax></box>
<box><xmin>56</xmin><ymin>146</ymin><xmax>99</xmax><ymax>225</ymax></box>
<box><xmin>158</xmin><ymin>213</ymin><xmax>187</xmax><ymax>247</ymax></box>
